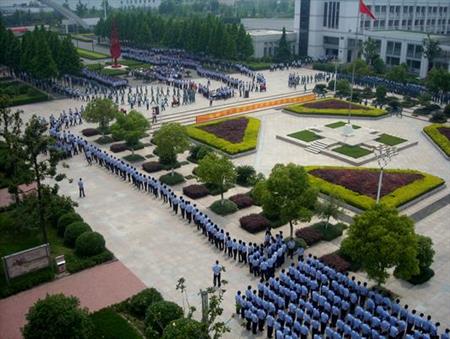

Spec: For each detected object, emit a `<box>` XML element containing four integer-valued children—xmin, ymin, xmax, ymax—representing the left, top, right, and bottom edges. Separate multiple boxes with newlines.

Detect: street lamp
<box><xmin>374</xmin><ymin>145</ymin><xmax>398</xmax><ymax>204</ymax></box>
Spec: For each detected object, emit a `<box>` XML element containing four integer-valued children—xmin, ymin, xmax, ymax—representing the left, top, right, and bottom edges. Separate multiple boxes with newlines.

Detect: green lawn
<box><xmin>77</xmin><ymin>48</ymin><xmax>109</xmax><ymax>60</ymax></box>
<box><xmin>122</xmin><ymin>154</ymin><xmax>146</xmax><ymax>163</ymax></box>
<box><xmin>325</xmin><ymin>121</ymin><xmax>361</xmax><ymax>129</ymax></box>
<box><xmin>288</xmin><ymin>130</ymin><xmax>323</xmax><ymax>142</ymax></box>
<box><xmin>90</xmin><ymin>308</ymin><xmax>143</xmax><ymax>339</ymax></box>
<box><xmin>332</xmin><ymin>144</ymin><xmax>372</xmax><ymax>158</ymax></box>
<box><xmin>0</xmin><ymin>81</ymin><xmax>49</xmax><ymax>107</ymax></box>
<box><xmin>376</xmin><ymin>133</ymin><xmax>407</xmax><ymax>146</ymax></box>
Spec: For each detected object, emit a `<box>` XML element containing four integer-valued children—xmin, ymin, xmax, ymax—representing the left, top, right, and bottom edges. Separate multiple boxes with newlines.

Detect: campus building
<box><xmin>294</xmin><ymin>0</ymin><xmax>450</xmax><ymax>78</ymax></box>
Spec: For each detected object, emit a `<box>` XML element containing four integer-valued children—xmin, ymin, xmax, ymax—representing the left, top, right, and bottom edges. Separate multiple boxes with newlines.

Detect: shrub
<box><xmin>75</xmin><ymin>231</ymin><xmax>106</xmax><ymax>256</ymax></box>
<box><xmin>187</xmin><ymin>144</ymin><xmax>213</xmax><ymax>163</ymax></box>
<box><xmin>229</xmin><ymin>193</ymin><xmax>254</xmax><ymax>209</ymax></box>
<box><xmin>123</xmin><ymin>154</ymin><xmax>146</xmax><ymax>163</ymax></box>
<box><xmin>145</xmin><ymin>301</ymin><xmax>183</xmax><ymax>335</ymax></box>
<box><xmin>182</xmin><ymin>184</ymin><xmax>209</xmax><ymax>199</ymax></box>
<box><xmin>57</xmin><ymin>212</ymin><xmax>83</xmax><ymax>236</ymax></box>
<box><xmin>110</xmin><ymin>143</ymin><xmax>128</xmax><ymax>153</ymax></box>
<box><xmin>406</xmin><ymin>267</ymin><xmax>435</xmax><ymax>285</ymax></box>
<box><xmin>95</xmin><ymin>135</ymin><xmax>114</xmax><ymax>144</ymax></box>
<box><xmin>162</xmin><ymin>318</ymin><xmax>208</xmax><ymax>339</ymax></box>
<box><xmin>127</xmin><ymin>288</ymin><xmax>163</xmax><ymax>320</ymax></box>
<box><xmin>413</xmin><ymin>104</ymin><xmax>441</xmax><ymax>115</ymax></box>
<box><xmin>54</xmin><ymin>173</ymin><xmax>66</xmax><ymax>182</ymax></box>
<box><xmin>145</xmin><ymin>326</ymin><xmax>160</xmax><ymax>339</ymax></box>
<box><xmin>205</xmin><ymin>183</ymin><xmax>233</xmax><ymax>196</ymax></box>
<box><xmin>429</xmin><ymin>111</ymin><xmax>447</xmax><ymax>123</ymax></box>
<box><xmin>66</xmin><ymin>250</ymin><xmax>114</xmax><ymax>274</ymax></box>
<box><xmin>142</xmin><ymin>161</ymin><xmax>163</xmax><ymax>173</ymax></box>
<box><xmin>159</xmin><ymin>172</ymin><xmax>185</xmax><ymax>186</ymax></box>
<box><xmin>0</xmin><ymin>267</ymin><xmax>55</xmax><ymax>298</ymax></box>
<box><xmin>64</xmin><ymin>222</ymin><xmax>91</xmax><ymax>247</ymax></box>
<box><xmin>320</xmin><ymin>252</ymin><xmax>351</xmax><ymax>272</ymax></box>
<box><xmin>82</xmin><ymin>128</ymin><xmax>100</xmax><ymax>137</ymax></box>
<box><xmin>295</xmin><ymin>227</ymin><xmax>323</xmax><ymax>246</ymax></box>
<box><xmin>236</xmin><ymin>165</ymin><xmax>257</xmax><ymax>187</ymax></box>
<box><xmin>444</xmin><ymin>104</ymin><xmax>450</xmax><ymax>117</ymax></box>
<box><xmin>90</xmin><ymin>308</ymin><xmax>142</xmax><ymax>339</ymax></box>
<box><xmin>209</xmin><ymin>199</ymin><xmax>238</xmax><ymax>216</ymax></box>
<box><xmin>312</xmin><ymin>222</ymin><xmax>346</xmax><ymax>241</ymax></box>
<box><xmin>423</xmin><ymin>124</ymin><xmax>450</xmax><ymax>157</ymax></box>
<box><xmin>240</xmin><ymin>213</ymin><xmax>270</xmax><ymax>233</ymax></box>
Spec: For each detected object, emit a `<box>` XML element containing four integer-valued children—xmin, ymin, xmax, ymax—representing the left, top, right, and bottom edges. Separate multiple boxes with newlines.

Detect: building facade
<box><xmin>294</xmin><ymin>0</ymin><xmax>450</xmax><ymax>78</ymax></box>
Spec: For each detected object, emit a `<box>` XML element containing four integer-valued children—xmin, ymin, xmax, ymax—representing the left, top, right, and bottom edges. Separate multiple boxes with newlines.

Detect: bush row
<box><xmin>423</xmin><ymin>124</ymin><xmax>450</xmax><ymax>157</ymax></box>
<box><xmin>285</xmin><ymin>99</ymin><xmax>386</xmax><ymax>117</ymax></box>
<box><xmin>186</xmin><ymin>117</ymin><xmax>260</xmax><ymax>155</ymax></box>
<box><xmin>295</xmin><ymin>222</ymin><xmax>346</xmax><ymax>246</ymax></box>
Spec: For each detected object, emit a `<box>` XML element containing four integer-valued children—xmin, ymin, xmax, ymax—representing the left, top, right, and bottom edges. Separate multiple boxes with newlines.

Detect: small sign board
<box><xmin>2</xmin><ymin>244</ymin><xmax>51</xmax><ymax>282</ymax></box>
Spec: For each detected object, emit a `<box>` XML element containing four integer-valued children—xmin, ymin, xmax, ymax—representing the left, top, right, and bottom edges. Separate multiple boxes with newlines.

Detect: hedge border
<box><xmin>285</xmin><ymin>98</ymin><xmax>387</xmax><ymax>117</ymax></box>
<box><xmin>186</xmin><ymin>116</ymin><xmax>260</xmax><ymax>155</ymax></box>
<box><xmin>423</xmin><ymin>124</ymin><xmax>450</xmax><ymax>158</ymax></box>
<box><xmin>306</xmin><ymin>166</ymin><xmax>445</xmax><ymax>210</ymax></box>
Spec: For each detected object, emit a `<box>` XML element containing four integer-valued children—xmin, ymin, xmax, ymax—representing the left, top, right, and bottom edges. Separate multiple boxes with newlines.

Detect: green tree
<box><xmin>336</xmin><ymin>79</ymin><xmax>351</xmax><ymax>97</ymax></box>
<box><xmin>31</xmin><ymin>34</ymin><xmax>57</xmax><ymax>79</ymax></box>
<box><xmin>196</xmin><ymin>153</ymin><xmax>236</xmax><ymax>204</ymax></box>
<box><xmin>110</xmin><ymin>110</ymin><xmax>149</xmax><ymax>155</ymax></box>
<box><xmin>83</xmin><ymin>98</ymin><xmax>118</xmax><ymax>135</ymax></box>
<box><xmin>341</xmin><ymin>204</ymin><xmax>419</xmax><ymax>285</ymax></box>
<box><xmin>59</xmin><ymin>35</ymin><xmax>82</xmax><ymax>75</ymax></box>
<box><xmin>426</xmin><ymin>67</ymin><xmax>450</xmax><ymax>96</ymax></box>
<box><xmin>415</xmin><ymin>235</ymin><xmax>435</xmax><ymax>270</ymax></box>
<box><xmin>275</xmin><ymin>27</ymin><xmax>291</xmax><ymax>63</ymax></box>
<box><xmin>375</xmin><ymin>85</ymin><xmax>387</xmax><ymax>103</ymax></box>
<box><xmin>386</xmin><ymin>64</ymin><xmax>410</xmax><ymax>85</ymax></box>
<box><xmin>153</xmin><ymin>123</ymin><xmax>190</xmax><ymax>168</ymax></box>
<box><xmin>423</xmin><ymin>34</ymin><xmax>442</xmax><ymax>71</ymax></box>
<box><xmin>347</xmin><ymin>59</ymin><xmax>372</xmax><ymax>77</ymax></box>
<box><xmin>316</xmin><ymin>194</ymin><xmax>341</xmax><ymax>229</ymax></box>
<box><xmin>372</xmin><ymin>56</ymin><xmax>386</xmax><ymax>74</ymax></box>
<box><xmin>22</xmin><ymin>294</ymin><xmax>93</xmax><ymax>339</ymax></box>
<box><xmin>362</xmin><ymin>37</ymin><xmax>379</xmax><ymax>66</ymax></box>
<box><xmin>254</xmin><ymin>163</ymin><xmax>317</xmax><ymax>238</ymax></box>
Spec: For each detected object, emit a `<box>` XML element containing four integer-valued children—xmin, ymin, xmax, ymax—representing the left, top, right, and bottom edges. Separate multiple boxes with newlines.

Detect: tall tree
<box><xmin>275</xmin><ymin>27</ymin><xmax>291</xmax><ymax>63</ymax></box>
<box><xmin>362</xmin><ymin>37</ymin><xmax>379</xmax><ymax>66</ymax></box>
<box><xmin>83</xmin><ymin>98</ymin><xmax>118</xmax><ymax>135</ymax></box>
<box><xmin>59</xmin><ymin>35</ymin><xmax>82</xmax><ymax>75</ymax></box>
<box><xmin>110</xmin><ymin>110</ymin><xmax>149</xmax><ymax>155</ymax></box>
<box><xmin>316</xmin><ymin>194</ymin><xmax>341</xmax><ymax>229</ymax></box>
<box><xmin>386</xmin><ymin>64</ymin><xmax>409</xmax><ymax>85</ymax></box>
<box><xmin>423</xmin><ymin>34</ymin><xmax>442</xmax><ymax>71</ymax></box>
<box><xmin>31</xmin><ymin>34</ymin><xmax>57</xmax><ymax>79</ymax></box>
<box><xmin>153</xmin><ymin>123</ymin><xmax>190</xmax><ymax>169</ymax></box>
<box><xmin>196</xmin><ymin>153</ymin><xmax>236</xmax><ymax>204</ymax></box>
<box><xmin>254</xmin><ymin>163</ymin><xmax>317</xmax><ymax>238</ymax></box>
<box><xmin>341</xmin><ymin>204</ymin><xmax>419</xmax><ymax>285</ymax></box>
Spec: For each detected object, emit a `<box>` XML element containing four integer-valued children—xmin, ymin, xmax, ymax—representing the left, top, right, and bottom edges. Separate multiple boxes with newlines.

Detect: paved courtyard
<box><xmin>8</xmin><ymin>67</ymin><xmax>450</xmax><ymax>337</ymax></box>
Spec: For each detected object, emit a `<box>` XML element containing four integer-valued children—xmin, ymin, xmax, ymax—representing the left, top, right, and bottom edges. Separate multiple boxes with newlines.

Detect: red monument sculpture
<box><xmin>110</xmin><ymin>20</ymin><xmax>121</xmax><ymax>68</ymax></box>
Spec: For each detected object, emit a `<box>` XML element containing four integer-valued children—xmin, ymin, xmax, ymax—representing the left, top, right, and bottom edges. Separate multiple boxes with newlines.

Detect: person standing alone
<box><xmin>212</xmin><ymin>260</ymin><xmax>222</xmax><ymax>288</ymax></box>
<box><xmin>78</xmin><ymin>178</ymin><xmax>85</xmax><ymax>198</ymax></box>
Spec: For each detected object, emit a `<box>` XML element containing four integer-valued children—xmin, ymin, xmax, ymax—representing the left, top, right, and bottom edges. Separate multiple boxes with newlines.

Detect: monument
<box><xmin>110</xmin><ymin>20</ymin><xmax>121</xmax><ymax>68</ymax></box>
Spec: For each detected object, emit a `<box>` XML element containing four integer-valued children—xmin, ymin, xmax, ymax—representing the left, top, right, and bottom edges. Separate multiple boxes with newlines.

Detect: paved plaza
<box><xmin>7</xmin><ymin>66</ymin><xmax>450</xmax><ymax>337</ymax></box>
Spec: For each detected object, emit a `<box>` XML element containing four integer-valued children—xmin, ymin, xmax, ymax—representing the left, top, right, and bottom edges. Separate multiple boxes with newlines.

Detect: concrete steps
<box><xmin>305</xmin><ymin>140</ymin><xmax>328</xmax><ymax>154</ymax></box>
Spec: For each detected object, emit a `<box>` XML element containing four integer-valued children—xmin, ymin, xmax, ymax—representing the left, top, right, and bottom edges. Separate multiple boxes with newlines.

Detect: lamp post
<box><xmin>374</xmin><ymin>145</ymin><xmax>398</xmax><ymax>204</ymax></box>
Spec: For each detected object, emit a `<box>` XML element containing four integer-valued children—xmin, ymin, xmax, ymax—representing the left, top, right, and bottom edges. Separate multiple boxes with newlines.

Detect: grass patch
<box><xmin>243</xmin><ymin>61</ymin><xmax>271</xmax><ymax>71</ymax></box>
<box><xmin>306</xmin><ymin>165</ymin><xmax>445</xmax><ymax>210</ymax></box>
<box><xmin>209</xmin><ymin>199</ymin><xmax>238</xmax><ymax>216</ymax></box>
<box><xmin>77</xmin><ymin>48</ymin><xmax>109</xmax><ymax>60</ymax></box>
<box><xmin>159</xmin><ymin>172</ymin><xmax>185</xmax><ymax>186</ymax></box>
<box><xmin>90</xmin><ymin>308</ymin><xmax>142</xmax><ymax>339</ymax></box>
<box><xmin>375</xmin><ymin>133</ymin><xmax>407</xmax><ymax>146</ymax></box>
<box><xmin>95</xmin><ymin>135</ymin><xmax>114</xmax><ymax>145</ymax></box>
<box><xmin>325</xmin><ymin>121</ymin><xmax>361</xmax><ymax>129</ymax></box>
<box><xmin>332</xmin><ymin>144</ymin><xmax>372</xmax><ymax>158</ymax></box>
<box><xmin>101</xmin><ymin>68</ymin><xmax>128</xmax><ymax>76</ymax></box>
<box><xmin>423</xmin><ymin>124</ymin><xmax>450</xmax><ymax>157</ymax></box>
<box><xmin>186</xmin><ymin>116</ymin><xmax>260</xmax><ymax>155</ymax></box>
<box><xmin>288</xmin><ymin>130</ymin><xmax>323</xmax><ymax>142</ymax></box>
<box><xmin>123</xmin><ymin>154</ymin><xmax>146</xmax><ymax>163</ymax></box>
<box><xmin>72</xmin><ymin>35</ymin><xmax>93</xmax><ymax>42</ymax></box>
<box><xmin>0</xmin><ymin>81</ymin><xmax>49</xmax><ymax>107</ymax></box>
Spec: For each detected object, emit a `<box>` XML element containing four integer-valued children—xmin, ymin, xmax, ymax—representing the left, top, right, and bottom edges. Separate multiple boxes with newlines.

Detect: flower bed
<box><xmin>110</xmin><ymin>143</ymin><xmax>128</xmax><ymax>153</ymax></box>
<box><xmin>319</xmin><ymin>252</ymin><xmax>351</xmax><ymax>273</ymax></box>
<box><xmin>229</xmin><ymin>193</ymin><xmax>254</xmax><ymax>209</ymax></box>
<box><xmin>240</xmin><ymin>213</ymin><xmax>270</xmax><ymax>233</ymax></box>
<box><xmin>423</xmin><ymin>124</ymin><xmax>450</xmax><ymax>157</ymax></box>
<box><xmin>295</xmin><ymin>227</ymin><xmax>322</xmax><ymax>246</ymax></box>
<box><xmin>182</xmin><ymin>184</ymin><xmax>209</xmax><ymax>199</ymax></box>
<box><xmin>306</xmin><ymin>166</ymin><xmax>445</xmax><ymax>210</ymax></box>
<box><xmin>142</xmin><ymin>161</ymin><xmax>163</xmax><ymax>173</ymax></box>
<box><xmin>285</xmin><ymin>98</ymin><xmax>386</xmax><ymax>117</ymax></box>
<box><xmin>82</xmin><ymin>128</ymin><xmax>100</xmax><ymax>137</ymax></box>
<box><xmin>186</xmin><ymin>116</ymin><xmax>260</xmax><ymax>155</ymax></box>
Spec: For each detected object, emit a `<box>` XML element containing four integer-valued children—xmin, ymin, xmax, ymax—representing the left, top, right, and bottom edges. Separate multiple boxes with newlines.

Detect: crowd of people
<box><xmin>288</xmin><ymin>72</ymin><xmax>332</xmax><ymax>89</ymax></box>
<box><xmin>236</xmin><ymin>254</ymin><xmax>448</xmax><ymax>339</ymax></box>
<box><xmin>81</xmin><ymin>68</ymin><xmax>128</xmax><ymax>88</ymax></box>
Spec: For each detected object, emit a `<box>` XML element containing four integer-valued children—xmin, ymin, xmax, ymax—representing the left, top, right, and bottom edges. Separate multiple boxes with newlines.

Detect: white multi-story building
<box><xmin>294</xmin><ymin>0</ymin><xmax>450</xmax><ymax>78</ymax></box>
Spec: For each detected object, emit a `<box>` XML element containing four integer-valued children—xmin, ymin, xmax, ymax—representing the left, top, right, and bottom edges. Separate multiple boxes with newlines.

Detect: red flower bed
<box><xmin>183</xmin><ymin>184</ymin><xmax>209</xmax><ymax>199</ymax></box>
<box><xmin>142</xmin><ymin>161</ymin><xmax>163</xmax><ymax>173</ymax></box>
<box><xmin>295</xmin><ymin>226</ymin><xmax>323</xmax><ymax>246</ymax></box>
<box><xmin>320</xmin><ymin>252</ymin><xmax>351</xmax><ymax>273</ymax></box>
<box><xmin>229</xmin><ymin>193</ymin><xmax>254</xmax><ymax>209</ymax></box>
<box><xmin>438</xmin><ymin>127</ymin><xmax>450</xmax><ymax>141</ymax></box>
<box><xmin>198</xmin><ymin>117</ymin><xmax>249</xmax><ymax>144</ymax></box>
<box><xmin>310</xmin><ymin>168</ymin><xmax>423</xmax><ymax>199</ymax></box>
<box><xmin>110</xmin><ymin>143</ymin><xmax>128</xmax><ymax>153</ymax></box>
<box><xmin>303</xmin><ymin>99</ymin><xmax>369</xmax><ymax>111</ymax></box>
<box><xmin>240</xmin><ymin>213</ymin><xmax>270</xmax><ymax>233</ymax></box>
<box><xmin>82</xmin><ymin>128</ymin><xmax>100</xmax><ymax>137</ymax></box>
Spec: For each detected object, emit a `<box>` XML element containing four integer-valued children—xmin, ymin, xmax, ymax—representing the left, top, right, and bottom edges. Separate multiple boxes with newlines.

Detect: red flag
<box><xmin>110</xmin><ymin>20</ymin><xmax>121</xmax><ymax>64</ymax></box>
<box><xmin>359</xmin><ymin>0</ymin><xmax>376</xmax><ymax>20</ymax></box>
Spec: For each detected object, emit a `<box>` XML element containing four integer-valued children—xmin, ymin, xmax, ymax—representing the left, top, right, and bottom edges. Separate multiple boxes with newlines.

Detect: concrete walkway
<box><xmin>0</xmin><ymin>261</ymin><xmax>146</xmax><ymax>339</ymax></box>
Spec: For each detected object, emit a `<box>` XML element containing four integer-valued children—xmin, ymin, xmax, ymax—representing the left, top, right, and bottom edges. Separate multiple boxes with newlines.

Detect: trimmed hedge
<box><xmin>57</xmin><ymin>212</ymin><xmax>83</xmax><ymax>237</ymax></box>
<box><xmin>75</xmin><ymin>231</ymin><xmax>106</xmax><ymax>257</ymax></box>
<box><xmin>144</xmin><ymin>301</ymin><xmax>184</xmax><ymax>335</ymax></box>
<box><xmin>142</xmin><ymin>161</ymin><xmax>163</xmax><ymax>173</ymax></box>
<box><xmin>423</xmin><ymin>124</ymin><xmax>450</xmax><ymax>157</ymax></box>
<box><xmin>95</xmin><ymin>135</ymin><xmax>114</xmax><ymax>144</ymax></box>
<box><xmin>159</xmin><ymin>172</ymin><xmax>185</xmax><ymax>186</ymax></box>
<box><xmin>407</xmin><ymin>267</ymin><xmax>435</xmax><ymax>285</ymax></box>
<box><xmin>320</xmin><ymin>252</ymin><xmax>351</xmax><ymax>273</ymax></box>
<box><xmin>413</xmin><ymin>104</ymin><xmax>441</xmax><ymax>115</ymax></box>
<box><xmin>295</xmin><ymin>227</ymin><xmax>322</xmax><ymax>246</ymax></box>
<box><xmin>64</xmin><ymin>222</ymin><xmax>91</xmax><ymax>247</ymax></box>
<box><xmin>209</xmin><ymin>199</ymin><xmax>238</xmax><ymax>216</ymax></box>
<box><xmin>90</xmin><ymin>308</ymin><xmax>142</xmax><ymax>339</ymax></box>
<box><xmin>162</xmin><ymin>318</ymin><xmax>209</xmax><ymax>339</ymax></box>
<box><xmin>66</xmin><ymin>250</ymin><xmax>113</xmax><ymax>273</ymax></box>
<box><xmin>306</xmin><ymin>166</ymin><xmax>445</xmax><ymax>210</ymax></box>
<box><xmin>110</xmin><ymin>143</ymin><xmax>128</xmax><ymax>153</ymax></box>
<box><xmin>285</xmin><ymin>98</ymin><xmax>387</xmax><ymax>117</ymax></box>
<box><xmin>186</xmin><ymin>116</ymin><xmax>261</xmax><ymax>155</ymax></box>
<box><xmin>229</xmin><ymin>193</ymin><xmax>254</xmax><ymax>209</ymax></box>
<box><xmin>127</xmin><ymin>288</ymin><xmax>163</xmax><ymax>320</ymax></box>
<box><xmin>82</xmin><ymin>128</ymin><xmax>100</xmax><ymax>137</ymax></box>
<box><xmin>183</xmin><ymin>184</ymin><xmax>209</xmax><ymax>199</ymax></box>
<box><xmin>240</xmin><ymin>213</ymin><xmax>270</xmax><ymax>233</ymax></box>
<box><xmin>0</xmin><ymin>266</ymin><xmax>55</xmax><ymax>298</ymax></box>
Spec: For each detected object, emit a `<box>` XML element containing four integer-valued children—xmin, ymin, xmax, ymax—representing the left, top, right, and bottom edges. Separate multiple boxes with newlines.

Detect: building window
<box><xmin>386</xmin><ymin>56</ymin><xmax>400</xmax><ymax>66</ymax></box>
<box><xmin>323</xmin><ymin>36</ymin><xmax>339</xmax><ymax>45</ymax></box>
<box><xmin>336</xmin><ymin>2</ymin><xmax>340</xmax><ymax>28</ymax></box>
<box><xmin>387</xmin><ymin>41</ymin><xmax>401</xmax><ymax>56</ymax></box>
<box><xmin>323</xmin><ymin>2</ymin><xmax>328</xmax><ymax>27</ymax></box>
